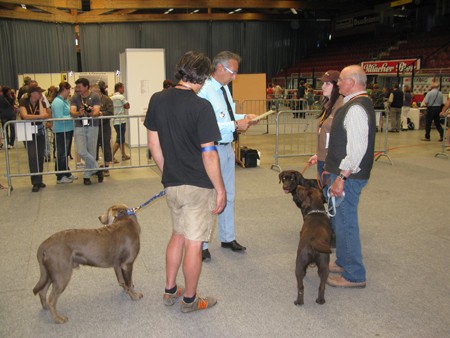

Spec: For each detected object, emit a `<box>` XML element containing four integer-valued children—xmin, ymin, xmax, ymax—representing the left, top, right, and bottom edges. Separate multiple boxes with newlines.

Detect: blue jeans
<box><xmin>54</xmin><ymin>131</ymin><xmax>73</xmax><ymax>180</ymax></box>
<box><xmin>329</xmin><ymin>173</ymin><xmax>368</xmax><ymax>283</ymax></box>
<box><xmin>74</xmin><ymin>126</ymin><xmax>99</xmax><ymax>178</ymax></box>
<box><xmin>203</xmin><ymin>143</ymin><xmax>235</xmax><ymax>249</ymax></box>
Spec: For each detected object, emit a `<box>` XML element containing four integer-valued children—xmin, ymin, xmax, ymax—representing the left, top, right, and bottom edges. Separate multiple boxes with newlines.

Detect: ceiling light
<box><xmin>164</xmin><ymin>8</ymin><xmax>173</xmax><ymax>14</ymax></box>
<box><xmin>290</xmin><ymin>8</ymin><xmax>298</xmax><ymax>15</ymax></box>
<box><xmin>21</xmin><ymin>4</ymin><xmax>27</xmax><ymax>9</ymax></box>
<box><xmin>228</xmin><ymin>10</ymin><xmax>234</xmax><ymax>14</ymax></box>
<box><xmin>235</xmin><ymin>8</ymin><xmax>242</xmax><ymax>12</ymax></box>
<box><xmin>190</xmin><ymin>9</ymin><xmax>199</xmax><ymax>14</ymax></box>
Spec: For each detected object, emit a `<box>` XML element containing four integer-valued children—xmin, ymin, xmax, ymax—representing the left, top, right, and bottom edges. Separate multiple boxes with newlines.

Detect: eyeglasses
<box><xmin>222</xmin><ymin>64</ymin><xmax>238</xmax><ymax>76</ymax></box>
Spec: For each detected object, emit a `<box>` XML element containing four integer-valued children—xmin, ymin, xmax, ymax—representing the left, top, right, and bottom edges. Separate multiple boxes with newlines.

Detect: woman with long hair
<box><xmin>307</xmin><ymin>70</ymin><xmax>343</xmax><ymax>185</ymax></box>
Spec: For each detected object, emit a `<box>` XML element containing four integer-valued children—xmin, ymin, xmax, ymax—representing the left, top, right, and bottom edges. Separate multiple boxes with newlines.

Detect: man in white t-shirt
<box><xmin>111</xmin><ymin>83</ymin><xmax>130</xmax><ymax>162</ymax></box>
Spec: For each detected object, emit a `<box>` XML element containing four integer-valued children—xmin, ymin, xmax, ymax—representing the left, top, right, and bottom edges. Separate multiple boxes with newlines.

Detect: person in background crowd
<box><xmin>326</xmin><ymin>65</ymin><xmax>376</xmax><ymax>289</ymax></box>
<box><xmin>98</xmin><ymin>80</ymin><xmax>108</xmax><ymax>96</ymax></box>
<box><xmin>91</xmin><ymin>84</ymin><xmax>114</xmax><ymax>177</ymax></box>
<box><xmin>388</xmin><ymin>83</ymin><xmax>403</xmax><ymax>132</ymax></box>
<box><xmin>371</xmin><ymin>83</ymin><xmax>385</xmax><ymax>132</ymax></box>
<box><xmin>52</xmin><ymin>81</ymin><xmax>76</xmax><ymax>184</ymax></box>
<box><xmin>197</xmin><ymin>51</ymin><xmax>257</xmax><ymax>262</ymax></box>
<box><xmin>306</xmin><ymin>84</ymin><xmax>315</xmax><ymax>110</ymax></box>
<box><xmin>298</xmin><ymin>80</ymin><xmax>306</xmax><ymax>100</ymax></box>
<box><xmin>401</xmin><ymin>85</ymin><xmax>412</xmax><ymax>131</ymax></box>
<box><xmin>111</xmin><ymin>82</ymin><xmax>131</xmax><ymax>162</ymax></box>
<box><xmin>70</xmin><ymin>77</ymin><xmax>103</xmax><ymax>186</ymax></box>
<box><xmin>18</xmin><ymin>76</ymin><xmax>31</xmax><ymax>100</ymax></box>
<box><xmin>23</xmin><ymin>80</ymin><xmax>52</xmax><ymax>161</ymax></box>
<box><xmin>421</xmin><ymin>82</ymin><xmax>444</xmax><ymax>142</ymax></box>
<box><xmin>145</xmin><ymin>51</ymin><xmax>225</xmax><ymax>313</ymax></box>
<box><xmin>0</xmin><ymin>86</ymin><xmax>17</xmax><ymax>149</ymax></box>
<box><xmin>307</xmin><ymin>70</ymin><xmax>343</xmax><ymax>247</ymax></box>
<box><xmin>19</xmin><ymin>86</ymin><xmax>49</xmax><ymax>192</ymax></box>
<box><xmin>266</xmin><ymin>82</ymin><xmax>274</xmax><ymax>111</ymax></box>
<box><xmin>440</xmin><ymin>92</ymin><xmax>450</xmax><ymax>145</ymax></box>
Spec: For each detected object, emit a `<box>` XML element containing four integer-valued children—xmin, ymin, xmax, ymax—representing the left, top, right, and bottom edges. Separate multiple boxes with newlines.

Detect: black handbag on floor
<box><xmin>240</xmin><ymin>147</ymin><xmax>259</xmax><ymax>168</ymax></box>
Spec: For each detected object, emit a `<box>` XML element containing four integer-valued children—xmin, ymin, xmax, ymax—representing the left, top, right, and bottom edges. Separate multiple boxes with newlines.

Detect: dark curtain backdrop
<box><xmin>0</xmin><ymin>20</ymin><xmax>77</xmax><ymax>89</ymax></box>
<box><xmin>1</xmin><ymin>20</ymin><xmax>330</xmax><ymax>89</ymax></box>
<box><xmin>79</xmin><ymin>23</ymin><xmax>140</xmax><ymax>71</ymax></box>
<box><xmin>79</xmin><ymin>21</ymin><xmax>321</xmax><ymax>81</ymax></box>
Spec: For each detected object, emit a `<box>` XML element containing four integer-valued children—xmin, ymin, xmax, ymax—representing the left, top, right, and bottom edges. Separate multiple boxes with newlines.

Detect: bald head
<box><xmin>338</xmin><ymin>65</ymin><xmax>367</xmax><ymax>96</ymax></box>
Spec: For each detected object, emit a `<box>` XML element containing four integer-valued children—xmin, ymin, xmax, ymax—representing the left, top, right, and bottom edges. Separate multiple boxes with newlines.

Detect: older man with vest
<box><xmin>325</xmin><ymin>65</ymin><xmax>376</xmax><ymax>289</ymax></box>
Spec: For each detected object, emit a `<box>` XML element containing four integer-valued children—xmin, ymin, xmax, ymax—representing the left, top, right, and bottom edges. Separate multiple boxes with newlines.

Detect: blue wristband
<box><xmin>201</xmin><ymin>146</ymin><xmax>217</xmax><ymax>152</ymax></box>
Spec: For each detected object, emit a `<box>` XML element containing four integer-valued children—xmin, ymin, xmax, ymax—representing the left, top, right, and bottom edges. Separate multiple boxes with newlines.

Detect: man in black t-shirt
<box><xmin>145</xmin><ymin>51</ymin><xmax>225</xmax><ymax>313</ymax></box>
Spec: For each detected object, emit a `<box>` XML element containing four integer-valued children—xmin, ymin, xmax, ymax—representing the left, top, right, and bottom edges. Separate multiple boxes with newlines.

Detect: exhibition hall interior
<box><xmin>0</xmin><ymin>1</ymin><xmax>449</xmax><ymax>337</ymax></box>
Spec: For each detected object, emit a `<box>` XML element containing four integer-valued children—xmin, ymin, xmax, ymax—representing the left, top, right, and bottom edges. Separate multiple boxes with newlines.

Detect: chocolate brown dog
<box><xmin>33</xmin><ymin>204</ymin><xmax>142</xmax><ymax>324</ymax></box>
<box><xmin>279</xmin><ymin>170</ymin><xmax>323</xmax><ymax>208</ymax></box>
<box><xmin>291</xmin><ymin>186</ymin><xmax>332</xmax><ymax>306</ymax></box>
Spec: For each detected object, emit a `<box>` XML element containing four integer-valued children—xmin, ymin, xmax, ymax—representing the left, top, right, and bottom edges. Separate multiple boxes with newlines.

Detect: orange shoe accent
<box><xmin>198</xmin><ymin>298</ymin><xmax>208</xmax><ymax>310</ymax></box>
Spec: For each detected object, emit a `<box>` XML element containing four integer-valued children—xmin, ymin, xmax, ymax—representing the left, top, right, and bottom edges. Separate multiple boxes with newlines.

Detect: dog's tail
<box><xmin>312</xmin><ymin>239</ymin><xmax>332</xmax><ymax>254</ymax></box>
<box><xmin>33</xmin><ymin>245</ymin><xmax>49</xmax><ymax>295</ymax></box>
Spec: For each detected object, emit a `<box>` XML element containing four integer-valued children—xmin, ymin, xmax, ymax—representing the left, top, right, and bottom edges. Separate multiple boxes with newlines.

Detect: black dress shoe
<box><xmin>32</xmin><ymin>185</ymin><xmax>40</xmax><ymax>192</ymax></box>
<box><xmin>83</xmin><ymin>178</ymin><xmax>92</xmax><ymax>185</ymax></box>
<box><xmin>221</xmin><ymin>240</ymin><xmax>246</xmax><ymax>251</ymax></box>
<box><xmin>97</xmin><ymin>170</ymin><xmax>104</xmax><ymax>183</ymax></box>
<box><xmin>38</xmin><ymin>183</ymin><xmax>46</xmax><ymax>188</ymax></box>
<box><xmin>202</xmin><ymin>249</ymin><xmax>211</xmax><ymax>262</ymax></box>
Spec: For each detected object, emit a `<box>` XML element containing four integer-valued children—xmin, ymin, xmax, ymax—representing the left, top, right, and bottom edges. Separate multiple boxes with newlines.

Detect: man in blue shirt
<box><xmin>198</xmin><ymin>51</ymin><xmax>256</xmax><ymax>261</ymax></box>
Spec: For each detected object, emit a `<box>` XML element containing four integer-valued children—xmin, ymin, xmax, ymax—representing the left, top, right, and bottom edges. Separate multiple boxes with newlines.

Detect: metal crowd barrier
<box><xmin>374</xmin><ymin>110</ymin><xmax>392</xmax><ymax>165</ymax></box>
<box><xmin>435</xmin><ymin>109</ymin><xmax>449</xmax><ymax>159</ymax></box>
<box><xmin>270</xmin><ymin>109</ymin><xmax>320</xmax><ymax>172</ymax></box>
<box><xmin>2</xmin><ymin>115</ymin><xmax>155</xmax><ymax>196</ymax></box>
<box><xmin>270</xmin><ymin>108</ymin><xmax>393</xmax><ymax>172</ymax></box>
<box><xmin>240</xmin><ymin>99</ymin><xmax>308</xmax><ymax>134</ymax></box>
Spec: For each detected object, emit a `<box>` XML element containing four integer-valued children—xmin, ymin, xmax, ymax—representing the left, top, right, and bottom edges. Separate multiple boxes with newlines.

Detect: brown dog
<box><xmin>33</xmin><ymin>204</ymin><xmax>142</xmax><ymax>324</ymax></box>
<box><xmin>279</xmin><ymin>170</ymin><xmax>323</xmax><ymax>209</ymax></box>
<box><xmin>291</xmin><ymin>186</ymin><xmax>332</xmax><ymax>306</ymax></box>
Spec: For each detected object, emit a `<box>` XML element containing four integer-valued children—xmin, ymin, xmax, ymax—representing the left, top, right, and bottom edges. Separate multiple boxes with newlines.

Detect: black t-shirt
<box><xmin>19</xmin><ymin>97</ymin><xmax>44</xmax><ymax>125</ymax></box>
<box><xmin>144</xmin><ymin>88</ymin><xmax>220</xmax><ymax>189</ymax></box>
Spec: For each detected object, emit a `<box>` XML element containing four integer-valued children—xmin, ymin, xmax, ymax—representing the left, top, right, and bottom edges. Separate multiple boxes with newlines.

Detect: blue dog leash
<box><xmin>127</xmin><ymin>190</ymin><xmax>167</xmax><ymax>215</ymax></box>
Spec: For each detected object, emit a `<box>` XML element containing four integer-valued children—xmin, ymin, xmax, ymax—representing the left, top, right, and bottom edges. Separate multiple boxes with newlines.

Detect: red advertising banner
<box><xmin>361</xmin><ymin>59</ymin><xmax>421</xmax><ymax>75</ymax></box>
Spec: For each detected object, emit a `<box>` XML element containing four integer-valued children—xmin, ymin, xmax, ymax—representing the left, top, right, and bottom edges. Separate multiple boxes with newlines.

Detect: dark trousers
<box><xmin>54</xmin><ymin>131</ymin><xmax>73</xmax><ymax>180</ymax></box>
<box><xmin>97</xmin><ymin>120</ymin><xmax>112</xmax><ymax>163</ymax></box>
<box><xmin>1</xmin><ymin>117</ymin><xmax>16</xmax><ymax>146</ymax></box>
<box><xmin>425</xmin><ymin>106</ymin><xmax>444</xmax><ymax>139</ymax></box>
<box><xmin>24</xmin><ymin>132</ymin><xmax>45</xmax><ymax>185</ymax></box>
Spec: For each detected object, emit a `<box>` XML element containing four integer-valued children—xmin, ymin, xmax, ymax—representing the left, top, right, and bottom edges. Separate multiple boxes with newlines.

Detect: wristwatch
<box><xmin>338</xmin><ymin>173</ymin><xmax>347</xmax><ymax>181</ymax></box>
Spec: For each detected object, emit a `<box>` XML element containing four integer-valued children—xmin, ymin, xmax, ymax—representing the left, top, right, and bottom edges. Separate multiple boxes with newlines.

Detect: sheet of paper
<box><xmin>16</xmin><ymin>122</ymin><xmax>35</xmax><ymax>141</ymax></box>
<box><xmin>251</xmin><ymin>110</ymin><xmax>276</xmax><ymax>121</ymax></box>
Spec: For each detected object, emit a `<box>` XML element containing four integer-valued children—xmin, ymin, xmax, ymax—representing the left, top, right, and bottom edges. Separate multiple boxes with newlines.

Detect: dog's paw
<box><xmin>54</xmin><ymin>315</ymin><xmax>68</xmax><ymax>324</ymax></box>
<box><xmin>128</xmin><ymin>290</ymin><xmax>143</xmax><ymax>300</ymax></box>
<box><xmin>315</xmin><ymin>298</ymin><xmax>326</xmax><ymax>305</ymax></box>
<box><xmin>294</xmin><ymin>300</ymin><xmax>304</xmax><ymax>306</ymax></box>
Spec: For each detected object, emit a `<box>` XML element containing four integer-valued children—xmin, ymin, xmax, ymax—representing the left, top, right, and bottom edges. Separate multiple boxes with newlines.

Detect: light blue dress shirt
<box><xmin>198</xmin><ymin>77</ymin><xmax>245</xmax><ymax>143</ymax></box>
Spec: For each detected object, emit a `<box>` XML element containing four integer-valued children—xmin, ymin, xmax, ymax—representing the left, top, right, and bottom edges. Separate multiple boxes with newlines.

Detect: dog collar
<box><xmin>306</xmin><ymin>210</ymin><xmax>327</xmax><ymax>216</ymax></box>
<box><xmin>126</xmin><ymin>208</ymin><xmax>136</xmax><ymax>215</ymax></box>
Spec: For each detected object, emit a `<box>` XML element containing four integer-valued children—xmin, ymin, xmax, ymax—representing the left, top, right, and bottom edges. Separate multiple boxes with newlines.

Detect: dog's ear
<box><xmin>295</xmin><ymin>171</ymin><xmax>305</xmax><ymax>186</ymax></box>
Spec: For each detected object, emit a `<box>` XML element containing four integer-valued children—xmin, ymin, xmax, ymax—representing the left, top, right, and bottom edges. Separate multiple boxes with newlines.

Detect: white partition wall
<box><xmin>119</xmin><ymin>48</ymin><xmax>166</xmax><ymax>146</ymax></box>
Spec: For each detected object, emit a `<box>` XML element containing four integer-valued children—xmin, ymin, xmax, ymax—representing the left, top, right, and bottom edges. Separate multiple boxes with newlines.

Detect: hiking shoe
<box><xmin>180</xmin><ymin>295</ymin><xmax>217</xmax><ymax>313</ymax></box>
<box><xmin>163</xmin><ymin>286</ymin><xmax>184</xmax><ymax>306</ymax></box>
